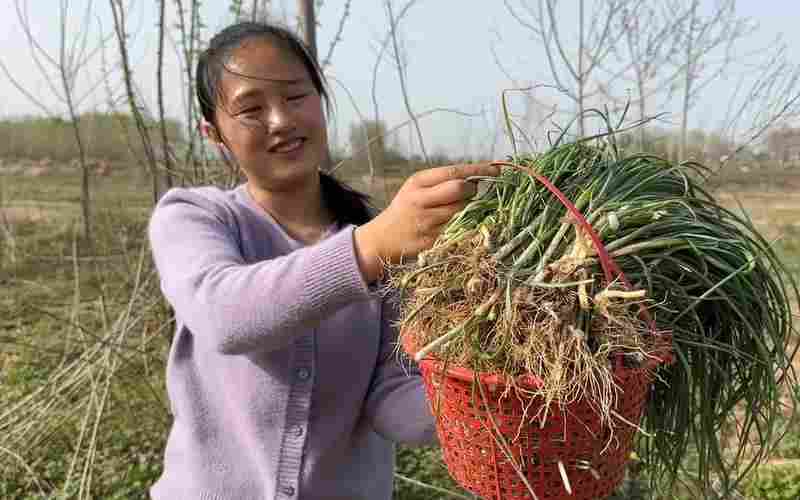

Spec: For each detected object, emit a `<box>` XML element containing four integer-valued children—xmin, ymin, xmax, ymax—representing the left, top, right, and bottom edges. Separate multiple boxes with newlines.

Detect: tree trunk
<box><xmin>387</xmin><ymin>0</ymin><xmax>429</xmax><ymax>166</ymax></box>
<box><xmin>637</xmin><ymin>75</ymin><xmax>647</xmax><ymax>150</ymax></box>
<box><xmin>187</xmin><ymin>0</ymin><xmax>200</xmax><ymax>181</ymax></box>
<box><xmin>74</xmin><ymin>121</ymin><xmax>92</xmax><ymax>248</ymax></box>
<box><xmin>109</xmin><ymin>0</ymin><xmax>160</xmax><ymax>204</ymax></box>
<box><xmin>58</xmin><ymin>26</ymin><xmax>91</xmax><ymax>246</ymax></box>
<box><xmin>298</xmin><ymin>0</ymin><xmax>317</xmax><ymax>61</ymax></box>
<box><xmin>175</xmin><ymin>0</ymin><xmax>201</xmax><ymax>183</ymax></box>
<box><xmin>680</xmin><ymin>0</ymin><xmax>698</xmax><ymax>161</ymax></box>
<box><xmin>157</xmin><ymin>0</ymin><xmax>173</xmax><ymax>190</ymax></box>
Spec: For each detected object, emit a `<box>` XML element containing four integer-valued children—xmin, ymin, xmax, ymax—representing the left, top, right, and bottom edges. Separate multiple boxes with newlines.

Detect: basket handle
<box><xmin>491</xmin><ymin>161</ymin><xmax>655</xmax><ymax>329</ymax></box>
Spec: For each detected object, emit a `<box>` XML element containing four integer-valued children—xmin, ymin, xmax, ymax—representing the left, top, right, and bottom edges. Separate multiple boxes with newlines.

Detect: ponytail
<box><xmin>319</xmin><ymin>172</ymin><xmax>375</xmax><ymax>226</ymax></box>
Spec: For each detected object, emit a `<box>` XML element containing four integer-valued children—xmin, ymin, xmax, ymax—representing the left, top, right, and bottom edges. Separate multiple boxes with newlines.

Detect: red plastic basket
<box><xmin>407</xmin><ymin>339</ymin><xmax>665</xmax><ymax>500</ymax></box>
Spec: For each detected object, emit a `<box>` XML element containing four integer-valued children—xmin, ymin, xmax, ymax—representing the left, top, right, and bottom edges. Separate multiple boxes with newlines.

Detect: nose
<box><xmin>265</xmin><ymin>100</ymin><xmax>295</xmax><ymax>133</ymax></box>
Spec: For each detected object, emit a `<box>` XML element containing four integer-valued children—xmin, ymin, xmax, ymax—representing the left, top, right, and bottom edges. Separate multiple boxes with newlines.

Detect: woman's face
<box><xmin>214</xmin><ymin>37</ymin><xmax>327</xmax><ymax>191</ymax></box>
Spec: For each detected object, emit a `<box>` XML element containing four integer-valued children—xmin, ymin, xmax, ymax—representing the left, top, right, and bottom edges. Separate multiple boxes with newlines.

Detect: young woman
<box><xmin>147</xmin><ymin>21</ymin><xmax>499</xmax><ymax>500</ymax></box>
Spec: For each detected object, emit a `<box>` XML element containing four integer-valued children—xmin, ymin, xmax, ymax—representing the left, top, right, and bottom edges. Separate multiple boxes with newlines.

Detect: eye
<box><xmin>239</xmin><ymin>107</ymin><xmax>261</xmax><ymax>116</ymax></box>
<box><xmin>287</xmin><ymin>93</ymin><xmax>309</xmax><ymax>102</ymax></box>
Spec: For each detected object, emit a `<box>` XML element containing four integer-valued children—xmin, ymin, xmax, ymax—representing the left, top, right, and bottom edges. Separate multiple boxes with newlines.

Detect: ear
<box><xmin>201</xmin><ymin>121</ymin><xmax>221</xmax><ymax>143</ymax></box>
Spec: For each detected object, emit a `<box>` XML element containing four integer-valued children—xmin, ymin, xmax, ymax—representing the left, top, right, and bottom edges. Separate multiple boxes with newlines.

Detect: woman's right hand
<box><xmin>354</xmin><ymin>162</ymin><xmax>500</xmax><ymax>283</ymax></box>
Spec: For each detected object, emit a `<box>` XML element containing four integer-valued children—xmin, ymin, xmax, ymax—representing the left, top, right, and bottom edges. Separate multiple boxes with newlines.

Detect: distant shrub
<box><xmin>0</xmin><ymin>112</ymin><xmax>183</xmax><ymax>163</ymax></box>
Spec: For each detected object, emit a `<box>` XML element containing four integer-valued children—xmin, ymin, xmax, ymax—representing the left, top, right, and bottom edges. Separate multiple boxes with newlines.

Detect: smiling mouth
<box><xmin>269</xmin><ymin>138</ymin><xmax>306</xmax><ymax>154</ymax></box>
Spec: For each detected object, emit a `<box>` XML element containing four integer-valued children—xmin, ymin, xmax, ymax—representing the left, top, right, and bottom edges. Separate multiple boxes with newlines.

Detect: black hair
<box><xmin>196</xmin><ymin>21</ymin><xmax>374</xmax><ymax>226</ymax></box>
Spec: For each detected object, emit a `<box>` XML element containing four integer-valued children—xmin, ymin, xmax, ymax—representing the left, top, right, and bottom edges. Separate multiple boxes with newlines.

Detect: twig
<box><xmin>329</xmin><ymin>107</ymin><xmax>481</xmax><ymax>175</ymax></box>
<box><xmin>327</xmin><ymin>75</ymin><xmax>375</xmax><ymax>178</ymax></box>
<box><xmin>108</xmin><ymin>0</ymin><xmax>161</xmax><ymax>203</ymax></box>
<box><xmin>157</xmin><ymin>0</ymin><xmax>174</xmax><ymax>190</ymax></box>
<box><xmin>0</xmin><ymin>445</ymin><xmax>48</xmax><ymax>496</ymax></box>
<box><xmin>321</xmin><ymin>0</ymin><xmax>351</xmax><ymax>68</ymax></box>
<box><xmin>393</xmin><ymin>473</ymin><xmax>474</xmax><ymax>499</ymax></box>
<box><xmin>385</xmin><ymin>0</ymin><xmax>428</xmax><ymax>165</ymax></box>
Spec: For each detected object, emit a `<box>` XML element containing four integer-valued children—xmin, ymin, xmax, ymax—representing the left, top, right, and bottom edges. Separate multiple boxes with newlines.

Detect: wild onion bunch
<box><xmin>392</xmin><ymin>132</ymin><xmax>798</xmax><ymax>495</ymax></box>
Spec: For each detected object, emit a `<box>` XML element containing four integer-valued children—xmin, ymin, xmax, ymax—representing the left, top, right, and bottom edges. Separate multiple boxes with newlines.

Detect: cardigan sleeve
<box><xmin>362</xmin><ymin>291</ymin><xmax>439</xmax><ymax>446</ymax></box>
<box><xmin>148</xmin><ymin>188</ymin><xmax>373</xmax><ymax>355</ymax></box>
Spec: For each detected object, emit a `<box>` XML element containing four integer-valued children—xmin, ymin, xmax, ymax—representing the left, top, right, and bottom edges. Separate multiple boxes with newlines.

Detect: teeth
<box><xmin>273</xmin><ymin>138</ymin><xmax>303</xmax><ymax>153</ymax></box>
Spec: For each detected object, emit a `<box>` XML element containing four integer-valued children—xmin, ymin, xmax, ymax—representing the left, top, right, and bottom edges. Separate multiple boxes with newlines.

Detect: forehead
<box><xmin>219</xmin><ymin>38</ymin><xmax>312</xmax><ymax>101</ymax></box>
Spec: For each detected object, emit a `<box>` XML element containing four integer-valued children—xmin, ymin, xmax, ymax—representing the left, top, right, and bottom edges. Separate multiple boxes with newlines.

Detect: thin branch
<box><xmin>321</xmin><ymin>0</ymin><xmax>351</xmax><ymax>69</ymax></box>
<box><xmin>393</xmin><ymin>473</ymin><xmax>473</xmax><ymax>499</ymax></box>
<box><xmin>14</xmin><ymin>0</ymin><xmax>67</xmax><ymax>104</ymax></box>
<box><xmin>68</xmin><ymin>0</ymin><xmax>94</xmax><ymax>71</ymax></box>
<box><xmin>173</xmin><ymin>0</ymin><xmax>202</xmax><ymax>180</ymax></box>
<box><xmin>108</xmin><ymin>0</ymin><xmax>160</xmax><ymax>203</ymax></box>
<box><xmin>385</xmin><ymin>0</ymin><xmax>428</xmax><ymax>165</ymax></box>
<box><xmin>544</xmin><ymin>0</ymin><xmax>579</xmax><ymax>82</ymax></box>
<box><xmin>157</xmin><ymin>0</ymin><xmax>174</xmax><ymax>189</ymax></box>
<box><xmin>0</xmin><ymin>59</ymin><xmax>56</xmax><ymax>117</ymax></box>
<box><xmin>329</xmin><ymin>107</ymin><xmax>481</xmax><ymax>175</ymax></box>
<box><xmin>369</xmin><ymin>0</ymin><xmax>418</xmax><ymax>125</ymax></box>
<box><xmin>536</xmin><ymin>2</ymin><xmax>572</xmax><ymax>97</ymax></box>
<box><xmin>298</xmin><ymin>0</ymin><xmax>318</xmax><ymax>61</ymax></box>
<box><xmin>326</xmin><ymin>75</ymin><xmax>375</xmax><ymax>178</ymax></box>
<box><xmin>13</xmin><ymin>0</ymin><xmax>59</xmax><ymax>68</ymax></box>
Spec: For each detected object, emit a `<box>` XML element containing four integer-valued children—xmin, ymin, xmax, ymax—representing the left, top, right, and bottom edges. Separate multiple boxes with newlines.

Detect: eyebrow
<box><xmin>230</xmin><ymin>79</ymin><xmax>309</xmax><ymax>107</ymax></box>
<box><xmin>230</xmin><ymin>88</ymin><xmax>262</xmax><ymax>107</ymax></box>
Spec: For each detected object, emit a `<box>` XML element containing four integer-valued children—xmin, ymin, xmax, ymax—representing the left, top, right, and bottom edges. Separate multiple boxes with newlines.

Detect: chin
<box><xmin>261</xmin><ymin>164</ymin><xmax>321</xmax><ymax>193</ymax></box>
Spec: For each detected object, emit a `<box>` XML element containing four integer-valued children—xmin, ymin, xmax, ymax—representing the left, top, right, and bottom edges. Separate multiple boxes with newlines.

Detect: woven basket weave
<box><xmin>404</xmin><ymin>332</ymin><xmax>667</xmax><ymax>500</ymax></box>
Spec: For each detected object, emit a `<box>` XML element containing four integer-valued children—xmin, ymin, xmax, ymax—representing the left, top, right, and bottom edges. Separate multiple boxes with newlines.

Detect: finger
<box><xmin>411</xmin><ymin>163</ymin><xmax>500</xmax><ymax>188</ymax></box>
<box><xmin>419</xmin><ymin>200</ymin><xmax>470</xmax><ymax>230</ymax></box>
<box><xmin>418</xmin><ymin>179</ymin><xmax>478</xmax><ymax>208</ymax></box>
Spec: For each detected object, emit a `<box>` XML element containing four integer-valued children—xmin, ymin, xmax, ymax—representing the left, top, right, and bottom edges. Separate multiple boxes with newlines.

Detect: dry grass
<box><xmin>389</xmin><ymin>224</ymin><xmax>658</xmax><ymax>433</ymax></box>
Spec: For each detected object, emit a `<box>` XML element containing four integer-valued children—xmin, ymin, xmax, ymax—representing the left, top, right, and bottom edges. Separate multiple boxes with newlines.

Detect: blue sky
<box><xmin>0</xmin><ymin>0</ymin><xmax>798</xmax><ymax>158</ymax></box>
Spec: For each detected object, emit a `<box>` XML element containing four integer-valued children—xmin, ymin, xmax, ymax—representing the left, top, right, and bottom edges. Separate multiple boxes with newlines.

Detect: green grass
<box><xmin>742</xmin><ymin>461</ymin><xmax>800</xmax><ymax>500</ymax></box>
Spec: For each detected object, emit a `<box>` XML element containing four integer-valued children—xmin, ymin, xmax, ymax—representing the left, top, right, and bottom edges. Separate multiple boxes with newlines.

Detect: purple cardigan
<box><xmin>147</xmin><ymin>185</ymin><xmax>437</xmax><ymax>500</ymax></box>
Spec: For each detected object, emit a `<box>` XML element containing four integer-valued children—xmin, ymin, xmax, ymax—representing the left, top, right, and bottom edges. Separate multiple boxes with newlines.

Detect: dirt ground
<box><xmin>715</xmin><ymin>189</ymin><xmax>800</xmax><ymax>238</ymax></box>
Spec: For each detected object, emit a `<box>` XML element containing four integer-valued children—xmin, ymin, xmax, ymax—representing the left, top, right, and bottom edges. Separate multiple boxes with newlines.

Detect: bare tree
<box><xmin>252</xmin><ymin>0</ymin><xmax>271</xmax><ymax>22</ymax></box>
<box><xmin>718</xmin><ymin>43</ymin><xmax>800</xmax><ymax>162</ymax></box>
<box><xmin>157</xmin><ymin>0</ymin><xmax>174</xmax><ymax>189</ymax></box>
<box><xmin>298</xmin><ymin>0</ymin><xmax>318</xmax><ymax>61</ymax></box>
<box><xmin>365</xmin><ymin>0</ymin><xmax>420</xmax><ymax>181</ymax></box>
<box><xmin>385</xmin><ymin>0</ymin><xmax>429</xmax><ymax>165</ymax></box>
<box><xmin>328</xmin><ymin>75</ymin><xmax>376</xmax><ymax>180</ymax></box>
<box><xmin>666</xmin><ymin>0</ymin><xmax>756</xmax><ymax>160</ymax></box>
<box><xmin>503</xmin><ymin>0</ymin><xmax>631</xmax><ymax>137</ymax></box>
<box><xmin>610</xmin><ymin>2</ymin><xmax>690</xmax><ymax>149</ymax></box>
<box><xmin>108</xmin><ymin>0</ymin><xmax>161</xmax><ymax>203</ymax></box>
<box><xmin>229</xmin><ymin>0</ymin><xmax>275</xmax><ymax>23</ymax></box>
<box><xmin>0</xmin><ymin>0</ymin><xmax>109</xmax><ymax>245</ymax></box>
<box><xmin>173</xmin><ymin>0</ymin><xmax>204</xmax><ymax>182</ymax></box>
<box><xmin>320</xmin><ymin>0</ymin><xmax>352</xmax><ymax>69</ymax></box>
<box><xmin>488</xmin><ymin>31</ymin><xmax>560</xmax><ymax>152</ymax></box>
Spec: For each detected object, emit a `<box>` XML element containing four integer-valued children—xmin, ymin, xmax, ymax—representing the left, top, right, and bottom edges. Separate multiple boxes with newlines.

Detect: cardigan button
<box><xmin>281</xmin><ymin>485</ymin><xmax>295</xmax><ymax>497</ymax></box>
<box><xmin>296</xmin><ymin>368</ymin><xmax>310</xmax><ymax>381</ymax></box>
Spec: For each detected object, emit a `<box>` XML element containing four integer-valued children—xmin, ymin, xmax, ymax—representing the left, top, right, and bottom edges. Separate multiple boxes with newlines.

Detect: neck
<box><xmin>247</xmin><ymin>174</ymin><xmax>333</xmax><ymax>234</ymax></box>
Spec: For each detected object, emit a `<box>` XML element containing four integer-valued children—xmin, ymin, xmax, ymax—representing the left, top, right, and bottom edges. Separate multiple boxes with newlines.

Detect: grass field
<box><xmin>1</xmin><ymin>161</ymin><xmax>799</xmax><ymax>499</ymax></box>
